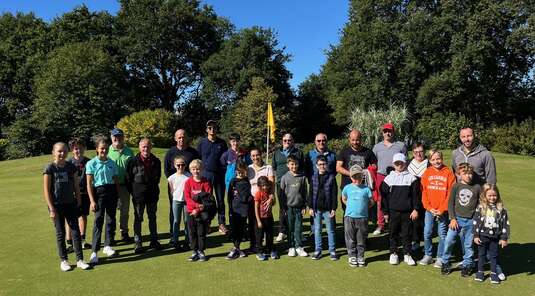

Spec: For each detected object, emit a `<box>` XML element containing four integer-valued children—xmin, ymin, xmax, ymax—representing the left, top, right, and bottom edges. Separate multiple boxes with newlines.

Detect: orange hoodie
<box><xmin>420</xmin><ymin>165</ymin><xmax>456</xmax><ymax>213</ymax></box>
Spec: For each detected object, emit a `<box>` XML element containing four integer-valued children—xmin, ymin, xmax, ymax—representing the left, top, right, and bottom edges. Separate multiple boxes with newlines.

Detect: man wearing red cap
<box><xmin>372</xmin><ymin>123</ymin><xmax>407</xmax><ymax>235</ymax></box>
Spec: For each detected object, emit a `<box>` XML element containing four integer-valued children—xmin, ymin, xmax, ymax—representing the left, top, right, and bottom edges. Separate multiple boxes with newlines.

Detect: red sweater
<box><xmin>420</xmin><ymin>165</ymin><xmax>456</xmax><ymax>213</ymax></box>
<box><xmin>184</xmin><ymin>177</ymin><xmax>212</xmax><ymax>213</ymax></box>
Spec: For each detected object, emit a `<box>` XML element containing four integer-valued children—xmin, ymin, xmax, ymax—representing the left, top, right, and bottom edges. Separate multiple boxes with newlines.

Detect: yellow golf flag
<box><xmin>267</xmin><ymin>101</ymin><xmax>276</xmax><ymax>142</ymax></box>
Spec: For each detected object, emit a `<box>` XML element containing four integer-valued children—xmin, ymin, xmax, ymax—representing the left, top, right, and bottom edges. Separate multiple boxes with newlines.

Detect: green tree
<box><xmin>32</xmin><ymin>42</ymin><xmax>129</xmax><ymax>147</ymax></box>
<box><xmin>117</xmin><ymin>0</ymin><xmax>230</xmax><ymax>111</ymax></box>
<box><xmin>228</xmin><ymin>77</ymin><xmax>290</xmax><ymax>148</ymax></box>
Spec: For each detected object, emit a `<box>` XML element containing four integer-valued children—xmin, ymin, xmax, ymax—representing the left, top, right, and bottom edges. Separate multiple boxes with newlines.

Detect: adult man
<box><xmin>197</xmin><ymin>120</ymin><xmax>228</xmax><ymax>234</ymax></box>
<box><xmin>452</xmin><ymin>127</ymin><xmax>496</xmax><ymax>185</ymax></box>
<box><xmin>107</xmin><ymin>128</ymin><xmax>134</xmax><ymax>243</ymax></box>
<box><xmin>126</xmin><ymin>138</ymin><xmax>163</xmax><ymax>253</ymax></box>
<box><xmin>164</xmin><ymin>129</ymin><xmax>200</xmax><ymax>234</ymax></box>
<box><xmin>305</xmin><ymin>133</ymin><xmax>337</xmax><ymax>178</ymax></box>
<box><xmin>336</xmin><ymin>129</ymin><xmax>377</xmax><ymax>208</ymax></box>
<box><xmin>272</xmin><ymin>133</ymin><xmax>305</xmax><ymax>242</ymax></box>
<box><xmin>372</xmin><ymin>123</ymin><xmax>407</xmax><ymax>235</ymax></box>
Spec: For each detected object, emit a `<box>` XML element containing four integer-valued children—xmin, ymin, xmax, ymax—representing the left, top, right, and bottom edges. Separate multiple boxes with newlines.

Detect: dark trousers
<box><xmin>133</xmin><ymin>198</ymin><xmax>158</xmax><ymax>243</ymax></box>
<box><xmin>91</xmin><ymin>185</ymin><xmax>118</xmax><ymax>252</ymax></box>
<box><xmin>478</xmin><ymin>236</ymin><xmax>499</xmax><ymax>273</ymax></box>
<box><xmin>344</xmin><ymin>216</ymin><xmax>368</xmax><ymax>259</ymax></box>
<box><xmin>53</xmin><ymin>203</ymin><xmax>83</xmax><ymax>261</ymax></box>
<box><xmin>276</xmin><ymin>185</ymin><xmax>288</xmax><ymax>234</ymax></box>
<box><xmin>247</xmin><ymin>205</ymin><xmax>256</xmax><ymax>250</ymax></box>
<box><xmin>412</xmin><ymin>208</ymin><xmax>425</xmax><ymax>243</ymax></box>
<box><xmin>187</xmin><ymin>215</ymin><xmax>208</xmax><ymax>252</ymax></box>
<box><xmin>388</xmin><ymin>210</ymin><xmax>411</xmax><ymax>255</ymax></box>
<box><xmin>203</xmin><ymin>170</ymin><xmax>226</xmax><ymax>225</ymax></box>
<box><xmin>230</xmin><ymin>214</ymin><xmax>247</xmax><ymax>249</ymax></box>
<box><xmin>255</xmin><ymin>216</ymin><xmax>274</xmax><ymax>253</ymax></box>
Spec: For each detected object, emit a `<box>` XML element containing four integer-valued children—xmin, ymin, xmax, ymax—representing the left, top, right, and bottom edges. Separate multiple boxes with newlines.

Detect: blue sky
<box><xmin>0</xmin><ymin>0</ymin><xmax>348</xmax><ymax>89</ymax></box>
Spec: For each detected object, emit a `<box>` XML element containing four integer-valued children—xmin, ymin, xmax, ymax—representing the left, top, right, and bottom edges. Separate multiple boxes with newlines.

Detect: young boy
<box><xmin>441</xmin><ymin>163</ymin><xmax>481</xmax><ymax>276</ymax></box>
<box><xmin>184</xmin><ymin>159</ymin><xmax>213</xmax><ymax>262</ymax></box>
<box><xmin>168</xmin><ymin>156</ymin><xmax>190</xmax><ymax>250</ymax></box>
<box><xmin>66</xmin><ymin>138</ymin><xmax>92</xmax><ymax>250</ymax></box>
<box><xmin>226</xmin><ymin>162</ymin><xmax>253</xmax><ymax>259</ymax></box>
<box><xmin>307</xmin><ymin>155</ymin><xmax>338</xmax><ymax>260</ymax></box>
<box><xmin>280</xmin><ymin>155</ymin><xmax>308</xmax><ymax>257</ymax></box>
<box><xmin>342</xmin><ymin>165</ymin><xmax>374</xmax><ymax>267</ymax></box>
<box><xmin>380</xmin><ymin>153</ymin><xmax>421</xmax><ymax>266</ymax></box>
<box><xmin>221</xmin><ymin>133</ymin><xmax>251</xmax><ymax>190</ymax></box>
<box><xmin>43</xmin><ymin>142</ymin><xmax>90</xmax><ymax>271</ymax></box>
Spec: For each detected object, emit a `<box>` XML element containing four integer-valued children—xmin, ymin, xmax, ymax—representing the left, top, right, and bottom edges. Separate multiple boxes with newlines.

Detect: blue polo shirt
<box><xmin>86</xmin><ymin>157</ymin><xmax>118</xmax><ymax>187</ymax></box>
<box><xmin>342</xmin><ymin>183</ymin><xmax>372</xmax><ymax>218</ymax></box>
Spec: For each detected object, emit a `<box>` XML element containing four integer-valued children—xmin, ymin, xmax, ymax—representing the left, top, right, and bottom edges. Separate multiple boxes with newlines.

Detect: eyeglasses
<box><xmin>176</xmin><ymin>164</ymin><xmax>185</xmax><ymax>167</ymax></box>
<box><xmin>283</xmin><ymin>139</ymin><xmax>292</xmax><ymax>142</ymax></box>
<box><xmin>316</xmin><ymin>139</ymin><xmax>326</xmax><ymax>143</ymax></box>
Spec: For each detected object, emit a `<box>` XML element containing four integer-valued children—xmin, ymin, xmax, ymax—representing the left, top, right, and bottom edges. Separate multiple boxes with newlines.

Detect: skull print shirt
<box><xmin>448</xmin><ymin>182</ymin><xmax>481</xmax><ymax>220</ymax></box>
<box><xmin>472</xmin><ymin>205</ymin><xmax>510</xmax><ymax>240</ymax></box>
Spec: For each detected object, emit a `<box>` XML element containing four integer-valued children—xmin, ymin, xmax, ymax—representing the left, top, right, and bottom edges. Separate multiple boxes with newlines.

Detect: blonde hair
<box><xmin>479</xmin><ymin>183</ymin><xmax>504</xmax><ymax>213</ymax></box>
<box><xmin>427</xmin><ymin>149</ymin><xmax>442</xmax><ymax>160</ymax></box>
<box><xmin>189</xmin><ymin>159</ymin><xmax>203</xmax><ymax>170</ymax></box>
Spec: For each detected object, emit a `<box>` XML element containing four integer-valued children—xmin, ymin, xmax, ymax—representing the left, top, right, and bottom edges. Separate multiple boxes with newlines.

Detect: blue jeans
<box><xmin>171</xmin><ymin>200</ymin><xmax>188</xmax><ymax>244</ymax></box>
<box><xmin>442</xmin><ymin>217</ymin><xmax>474</xmax><ymax>267</ymax></box>
<box><xmin>313</xmin><ymin>210</ymin><xmax>336</xmax><ymax>253</ymax></box>
<box><xmin>423</xmin><ymin>211</ymin><xmax>448</xmax><ymax>259</ymax></box>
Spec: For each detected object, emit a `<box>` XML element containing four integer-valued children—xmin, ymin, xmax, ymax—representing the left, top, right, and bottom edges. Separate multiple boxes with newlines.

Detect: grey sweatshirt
<box><xmin>448</xmin><ymin>182</ymin><xmax>480</xmax><ymax>220</ymax></box>
<box><xmin>452</xmin><ymin>144</ymin><xmax>496</xmax><ymax>185</ymax></box>
<box><xmin>280</xmin><ymin>171</ymin><xmax>308</xmax><ymax>208</ymax></box>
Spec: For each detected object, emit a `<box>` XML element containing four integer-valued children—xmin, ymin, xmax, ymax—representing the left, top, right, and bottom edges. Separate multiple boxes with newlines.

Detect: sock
<box><xmin>67</xmin><ymin>239</ymin><xmax>73</xmax><ymax>246</ymax></box>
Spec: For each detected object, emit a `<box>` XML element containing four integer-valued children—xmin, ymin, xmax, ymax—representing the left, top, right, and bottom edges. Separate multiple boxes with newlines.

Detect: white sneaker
<box><xmin>60</xmin><ymin>260</ymin><xmax>72</xmax><ymax>272</ymax></box>
<box><xmin>498</xmin><ymin>273</ymin><xmax>506</xmax><ymax>281</ymax></box>
<box><xmin>288</xmin><ymin>248</ymin><xmax>296</xmax><ymax>257</ymax></box>
<box><xmin>419</xmin><ymin>255</ymin><xmax>433</xmax><ymax>265</ymax></box>
<box><xmin>372</xmin><ymin>227</ymin><xmax>382</xmax><ymax>235</ymax></box>
<box><xmin>275</xmin><ymin>233</ymin><xmax>286</xmax><ymax>242</ymax></box>
<box><xmin>404</xmin><ymin>254</ymin><xmax>416</xmax><ymax>266</ymax></box>
<box><xmin>389</xmin><ymin>253</ymin><xmax>399</xmax><ymax>265</ymax></box>
<box><xmin>76</xmin><ymin>260</ymin><xmax>90</xmax><ymax>270</ymax></box>
<box><xmin>296</xmin><ymin>247</ymin><xmax>308</xmax><ymax>257</ymax></box>
<box><xmin>89</xmin><ymin>252</ymin><xmax>98</xmax><ymax>265</ymax></box>
<box><xmin>433</xmin><ymin>258</ymin><xmax>443</xmax><ymax>268</ymax></box>
<box><xmin>103</xmin><ymin>246</ymin><xmax>116</xmax><ymax>257</ymax></box>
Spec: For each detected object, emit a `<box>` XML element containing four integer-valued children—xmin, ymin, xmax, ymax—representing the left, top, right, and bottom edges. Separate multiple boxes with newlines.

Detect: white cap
<box><xmin>392</xmin><ymin>153</ymin><xmax>406</xmax><ymax>164</ymax></box>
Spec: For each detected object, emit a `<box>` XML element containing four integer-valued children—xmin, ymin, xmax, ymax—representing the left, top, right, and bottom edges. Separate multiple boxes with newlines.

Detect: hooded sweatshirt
<box><xmin>452</xmin><ymin>144</ymin><xmax>496</xmax><ymax>185</ymax></box>
<box><xmin>380</xmin><ymin>170</ymin><xmax>421</xmax><ymax>213</ymax></box>
<box><xmin>420</xmin><ymin>165</ymin><xmax>456</xmax><ymax>213</ymax></box>
<box><xmin>280</xmin><ymin>171</ymin><xmax>308</xmax><ymax>208</ymax></box>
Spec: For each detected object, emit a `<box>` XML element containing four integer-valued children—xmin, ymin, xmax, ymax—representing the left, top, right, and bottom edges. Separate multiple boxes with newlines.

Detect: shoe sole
<box><xmin>475</xmin><ymin>278</ymin><xmax>484</xmax><ymax>282</ymax></box>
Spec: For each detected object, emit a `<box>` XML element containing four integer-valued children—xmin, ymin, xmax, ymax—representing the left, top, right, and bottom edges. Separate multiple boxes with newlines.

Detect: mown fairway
<box><xmin>0</xmin><ymin>149</ymin><xmax>534</xmax><ymax>296</ymax></box>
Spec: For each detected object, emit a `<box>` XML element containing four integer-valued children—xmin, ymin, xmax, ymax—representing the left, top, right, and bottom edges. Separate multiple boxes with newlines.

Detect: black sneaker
<box><xmin>461</xmin><ymin>265</ymin><xmax>472</xmax><ymax>277</ymax></box>
<box><xmin>121</xmin><ymin>233</ymin><xmax>133</xmax><ymax>244</ymax></box>
<box><xmin>188</xmin><ymin>252</ymin><xmax>199</xmax><ymax>262</ymax></box>
<box><xmin>82</xmin><ymin>242</ymin><xmax>92</xmax><ymax>249</ymax></box>
<box><xmin>311</xmin><ymin>251</ymin><xmax>321</xmax><ymax>260</ymax></box>
<box><xmin>441</xmin><ymin>263</ymin><xmax>452</xmax><ymax>275</ymax></box>
<box><xmin>474</xmin><ymin>271</ymin><xmax>485</xmax><ymax>282</ymax></box>
<box><xmin>134</xmin><ymin>242</ymin><xmax>144</xmax><ymax>254</ymax></box>
<box><xmin>490</xmin><ymin>273</ymin><xmax>500</xmax><ymax>284</ymax></box>
<box><xmin>149</xmin><ymin>240</ymin><xmax>164</xmax><ymax>250</ymax></box>
<box><xmin>109</xmin><ymin>238</ymin><xmax>117</xmax><ymax>247</ymax></box>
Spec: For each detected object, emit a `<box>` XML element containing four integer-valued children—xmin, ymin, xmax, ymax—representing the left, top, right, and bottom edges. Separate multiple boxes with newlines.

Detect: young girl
<box><xmin>254</xmin><ymin>176</ymin><xmax>277</xmax><ymax>260</ymax></box>
<box><xmin>226</xmin><ymin>162</ymin><xmax>253</xmax><ymax>259</ymax></box>
<box><xmin>419</xmin><ymin>150</ymin><xmax>455</xmax><ymax>266</ymax></box>
<box><xmin>86</xmin><ymin>137</ymin><xmax>120</xmax><ymax>265</ymax></box>
<box><xmin>43</xmin><ymin>142</ymin><xmax>89</xmax><ymax>271</ymax></box>
<box><xmin>473</xmin><ymin>184</ymin><xmax>510</xmax><ymax>284</ymax></box>
<box><xmin>66</xmin><ymin>138</ymin><xmax>92</xmax><ymax>250</ymax></box>
<box><xmin>168</xmin><ymin>156</ymin><xmax>190</xmax><ymax>250</ymax></box>
<box><xmin>184</xmin><ymin>159</ymin><xmax>212</xmax><ymax>262</ymax></box>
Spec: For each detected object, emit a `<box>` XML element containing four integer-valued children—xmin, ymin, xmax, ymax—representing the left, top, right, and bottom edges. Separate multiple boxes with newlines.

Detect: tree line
<box><xmin>1</xmin><ymin>0</ymin><xmax>534</xmax><ymax>159</ymax></box>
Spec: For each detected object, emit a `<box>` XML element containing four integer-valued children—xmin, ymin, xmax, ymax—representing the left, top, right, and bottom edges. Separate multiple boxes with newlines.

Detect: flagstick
<box><xmin>266</xmin><ymin>119</ymin><xmax>270</xmax><ymax>164</ymax></box>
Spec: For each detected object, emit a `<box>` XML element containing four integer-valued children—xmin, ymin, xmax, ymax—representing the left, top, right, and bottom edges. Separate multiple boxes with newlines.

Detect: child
<box><xmin>441</xmin><ymin>163</ymin><xmax>481</xmax><ymax>276</ymax></box>
<box><xmin>86</xmin><ymin>137</ymin><xmax>120</xmax><ymax>265</ymax></box>
<box><xmin>66</xmin><ymin>138</ymin><xmax>92</xmax><ymax>250</ymax></box>
<box><xmin>167</xmin><ymin>156</ymin><xmax>190</xmax><ymax>250</ymax></box>
<box><xmin>308</xmin><ymin>155</ymin><xmax>338</xmax><ymax>261</ymax></box>
<box><xmin>43</xmin><ymin>142</ymin><xmax>90</xmax><ymax>271</ymax></box>
<box><xmin>380</xmin><ymin>153</ymin><xmax>420</xmax><ymax>266</ymax></box>
<box><xmin>221</xmin><ymin>133</ymin><xmax>251</xmax><ymax>190</ymax></box>
<box><xmin>226</xmin><ymin>162</ymin><xmax>253</xmax><ymax>259</ymax></box>
<box><xmin>254</xmin><ymin>176</ymin><xmax>278</xmax><ymax>260</ymax></box>
<box><xmin>184</xmin><ymin>159</ymin><xmax>212</xmax><ymax>262</ymax></box>
<box><xmin>342</xmin><ymin>165</ymin><xmax>375</xmax><ymax>267</ymax></box>
<box><xmin>473</xmin><ymin>184</ymin><xmax>509</xmax><ymax>284</ymax></box>
<box><xmin>280</xmin><ymin>155</ymin><xmax>308</xmax><ymax>257</ymax></box>
<box><xmin>419</xmin><ymin>150</ymin><xmax>455</xmax><ymax>266</ymax></box>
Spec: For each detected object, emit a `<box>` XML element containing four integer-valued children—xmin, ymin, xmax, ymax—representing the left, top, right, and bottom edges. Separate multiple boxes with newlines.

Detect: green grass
<box><xmin>1</xmin><ymin>149</ymin><xmax>534</xmax><ymax>295</ymax></box>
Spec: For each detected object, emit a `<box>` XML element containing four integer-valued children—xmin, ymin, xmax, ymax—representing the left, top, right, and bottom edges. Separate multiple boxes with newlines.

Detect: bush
<box><xmin>415</xmin><ymin>113</ymin><xmax>473</xmax><ymax>149</ymax></box>
<box><xmin>4</xmin><ymin>117</ymin><xmax>46</xmax><ymax>159</ymax></box>
<box><xmin>0</xmin><ymin>139</ymin><xmax>8</xmax><ymax>160</ymax></box>
<box><xmin>116</xmin><ymin>109</ymin><xmax>176</xmax><ymax>148</ymax></box>
<box><xmin>481</xmin><ymin>119</ymin><xmax>535</xmax><ymax>156</ymax></box>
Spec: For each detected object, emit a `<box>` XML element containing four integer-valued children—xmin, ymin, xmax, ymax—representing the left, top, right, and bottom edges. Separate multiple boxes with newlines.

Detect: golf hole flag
<box><xmin>267</xmin><ymin>101</ymin><xmax>276</xmax><ymax>142</ymax></box>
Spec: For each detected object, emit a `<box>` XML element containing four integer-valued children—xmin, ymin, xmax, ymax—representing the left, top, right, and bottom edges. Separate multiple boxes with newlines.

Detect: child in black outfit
<box><xmin>226</xmin><ymin>162</ymin><xmax>253</xmax><ymax>259</ymax></box>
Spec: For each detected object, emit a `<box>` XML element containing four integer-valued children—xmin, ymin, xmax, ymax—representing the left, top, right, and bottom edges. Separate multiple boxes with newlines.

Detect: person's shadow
<box><xmin>499</xmin><ymin>243</ymin><xmax>535</xmax><ymax>276</ymax></box>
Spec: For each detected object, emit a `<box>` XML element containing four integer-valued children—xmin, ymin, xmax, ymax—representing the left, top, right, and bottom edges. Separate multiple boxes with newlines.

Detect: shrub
<box><xmin>0</xmin><ymin>139</ymin><xmax>8</xmax><ymax>160</ymax></box>
<box><xmin>415</xmin><ymin>113</ymin><xmax>473</xmax><ymax>149</ymax></box>
<box><xmin>482</xmin><ymin>119</ymin><xmax>535</xmax><ymax>156</ymax></box>
<box><xmin>4</xmin><ymin>117</ymin><xmax>46</xmax><ymax>159</ymax></box>
<box><xmin>116</xmin><ymin>109</ymin><xmax>176</xmax><ymax>148</ymax></box>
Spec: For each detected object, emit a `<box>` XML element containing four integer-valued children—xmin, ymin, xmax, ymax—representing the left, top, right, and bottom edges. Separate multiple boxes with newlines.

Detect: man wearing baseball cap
<box><xmin>371</xmin><ymin>123</ymin><xmax>407</xmax><ymax>235</ymax></box>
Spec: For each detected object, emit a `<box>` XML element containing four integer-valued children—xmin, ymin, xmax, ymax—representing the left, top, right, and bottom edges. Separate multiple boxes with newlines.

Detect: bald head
<box><xmin>349</xmin><ymin>129</ymin><xmax>362</xmax><ymax>150</ymax></box>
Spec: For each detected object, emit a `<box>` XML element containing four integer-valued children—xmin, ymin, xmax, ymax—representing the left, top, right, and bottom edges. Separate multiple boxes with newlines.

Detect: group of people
<box><xmin>43</xmin><ymin>121</ymin><xmax>511</xmax><ymax>284</ymax></box>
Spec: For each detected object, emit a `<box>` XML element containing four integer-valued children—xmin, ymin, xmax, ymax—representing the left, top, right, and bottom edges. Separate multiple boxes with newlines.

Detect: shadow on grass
<box><xmin>499</xmin><ymin>243</ymin><xmax>535</xmax><ymax>276</ymax></box>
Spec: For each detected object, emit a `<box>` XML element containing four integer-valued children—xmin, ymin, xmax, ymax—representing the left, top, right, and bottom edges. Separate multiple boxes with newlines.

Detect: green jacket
<box><xmin>108</xmin><ymin>145</ymin><xmax>134</xmax><ymax>184</ymax></box>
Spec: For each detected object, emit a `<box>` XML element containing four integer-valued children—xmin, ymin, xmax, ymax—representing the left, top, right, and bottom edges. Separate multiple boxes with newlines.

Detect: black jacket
<box><xmin>126</xmin><ymin>153</ymin><xmax>161</xmax><ymax>202</ymax></box>
<box><xmin>380</xmin><ymin>170</ymin><xmax>421</xmax><ymax>213</ymax></box>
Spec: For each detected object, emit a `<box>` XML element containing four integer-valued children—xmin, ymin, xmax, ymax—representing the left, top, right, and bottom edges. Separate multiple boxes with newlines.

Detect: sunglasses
<box><xmin>316</xmin><ymin>139</ymin><xmax>326</xmax><ymax>143</ymax></box>
<box><xmin>176</xmin><ymin>164</ymin><xmax>186</xmax><ymax>167</ymax></box>
<box><xmin>283</xmin><ymin>139</ymin><xmax>293</xmax><ymax>142</ymax></box>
